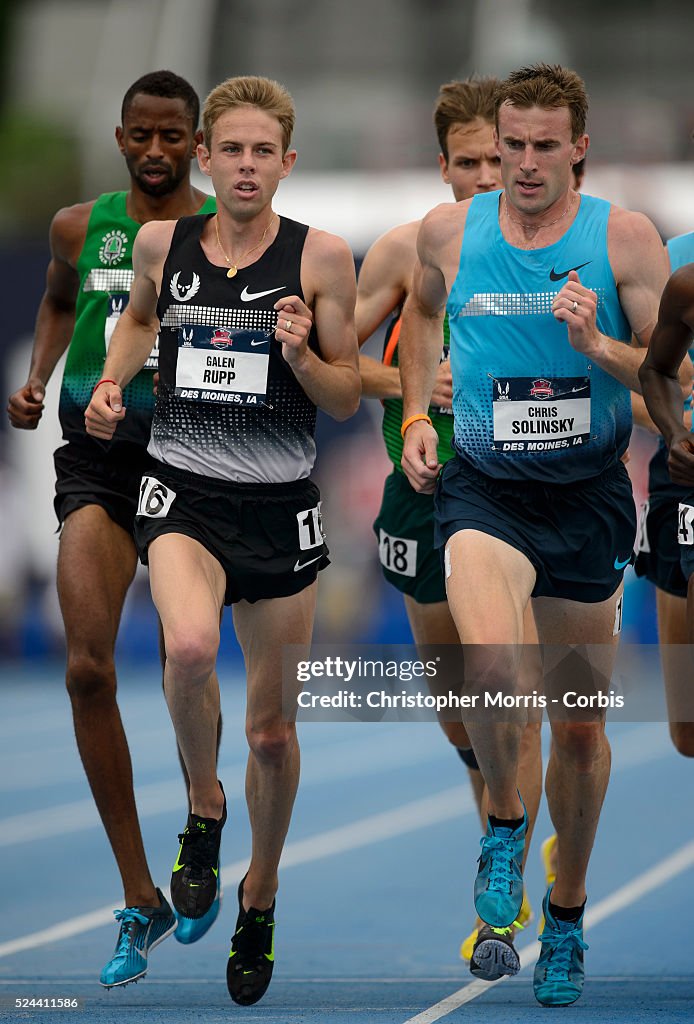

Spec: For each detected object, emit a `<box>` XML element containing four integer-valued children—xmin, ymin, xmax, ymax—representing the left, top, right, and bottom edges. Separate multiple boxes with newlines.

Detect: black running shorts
<box><xmin>54</xmin><ymin>439</ymin><xmax>155</xmax><ymax>535</ymax></box>
<box><xmin>434</xmin><ymin>455</ymin><xmax>637</xmax><ymax>603</ymax></box>
<box><xmin>133</xmin><ymin>461</ymin><xmax>330</xmax><ymax>604</ymax></box>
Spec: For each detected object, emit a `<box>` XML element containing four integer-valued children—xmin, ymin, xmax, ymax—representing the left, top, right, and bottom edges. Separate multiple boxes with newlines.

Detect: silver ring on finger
<box><xmin>571</xmin><ymin>300</ymin><xmax>579</xmax><ymax>313</ymax></box>
<box><xmin>285</xmin><ymin>319</ymin><xmax>292</xmax><ymax>331</ymax></box>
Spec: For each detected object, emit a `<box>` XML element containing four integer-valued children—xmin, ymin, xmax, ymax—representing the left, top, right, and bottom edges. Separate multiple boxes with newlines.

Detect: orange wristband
<box><xmin>92</xmin><ymin>378</ymin><xmax>118</xmax><ymax>395</ymax></box>
<box><xmin>401</xmin><ymin>413</ymin><xmax>433</xmax><ymax>439</ymax></box>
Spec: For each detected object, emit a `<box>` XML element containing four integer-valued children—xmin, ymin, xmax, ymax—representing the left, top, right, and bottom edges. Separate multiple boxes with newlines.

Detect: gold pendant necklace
<box><xmin>214</xmin><ymin>212</ymin><xmax>277</xmax><ymax>278</ymax></box>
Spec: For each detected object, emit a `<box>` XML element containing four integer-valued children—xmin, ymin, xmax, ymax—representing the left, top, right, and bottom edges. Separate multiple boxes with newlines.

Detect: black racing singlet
<box><xmin>151</xmin><ymin>214</ymin><xmax>320</xmax><ymax>483</ymax></box>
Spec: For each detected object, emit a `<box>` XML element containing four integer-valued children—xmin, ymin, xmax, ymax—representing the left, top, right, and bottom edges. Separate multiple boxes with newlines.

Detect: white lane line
<box><xmin>401</xmin><ymin>835</ymin><xmax>694</xmax><ymax>1023</ymax></box>
<box><xmin>0</xmin><ymin>784</ymin><xmax>474</xmax><ymax>959</ymax></box>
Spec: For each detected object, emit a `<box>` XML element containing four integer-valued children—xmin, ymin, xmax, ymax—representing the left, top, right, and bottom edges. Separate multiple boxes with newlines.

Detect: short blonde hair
<box><xmin>202</xmin><ymin>76</ymin><xmax>295</xmax><ymax>152</ymax></box>
<box><xmin>434</xmin><ymin>77</ymin><xmax>500</xmax><ymax>160</ymax></box>
<box><xmin>495</xmin><ymin>64</ymin><xmax>588</xmax><ymax>142</ymax></box>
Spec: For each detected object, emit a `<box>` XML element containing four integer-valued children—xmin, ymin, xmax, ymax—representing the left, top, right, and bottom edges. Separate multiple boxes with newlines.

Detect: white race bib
<box><xmin>678</xmin><ymin>503</ymin><xmax>694</xmax><ymax>546</ymax></box>
<box><xmin>174</xmin><ymin>325</ymin><xmax>272</xmax><ymax>406</ymax></box>
<box><xmin>491</xmin><ymin>375</ymin><xmax>591</xmax><ymax>454</ymax></box>
<box><xmin>137</xmin><ymin>476</ymin><xmax>176</xmax><ymax>519</ymax></box>
<box><xmin>635</xmin><ymin>500</ymin><xmax>650</xmax><ymax>554</ymax></box>
<box><xmin>378</xmin><ymin>529</ymin><xmax>417</xmax><ymax>577</ymax></box>
<box><xmin>297</xmin><ymin>503</ymin><xmax>325</xmax><ymax>550</ymax></box>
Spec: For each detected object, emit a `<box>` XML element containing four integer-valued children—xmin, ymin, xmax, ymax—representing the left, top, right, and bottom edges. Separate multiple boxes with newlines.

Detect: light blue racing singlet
<box><xmin>651</xmin><ymin>229</ymin><xmax>694</xmax><ymax>473</ymax></box>
<box><xmin>667</xmin><ymin>231</ymin><xmax>694</xmax><ymax>272</ymax></box>
<box><xmin>447</xmin><ymin>190</ymin><xmax>632</xmax><ymax>483</ymax></box>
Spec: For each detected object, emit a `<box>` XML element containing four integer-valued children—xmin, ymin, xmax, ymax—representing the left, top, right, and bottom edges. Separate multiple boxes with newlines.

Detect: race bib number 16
<box><xmin>137</xmin><ymin>476</ymin><xmax>176</xmax><ymax>519</ymax></box>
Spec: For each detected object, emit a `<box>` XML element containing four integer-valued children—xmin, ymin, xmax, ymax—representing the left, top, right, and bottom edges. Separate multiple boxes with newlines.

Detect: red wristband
<box><xmin>92</xmin><ymin>378</ymin><xmax>118</xmax><ymax>395</ymax></box>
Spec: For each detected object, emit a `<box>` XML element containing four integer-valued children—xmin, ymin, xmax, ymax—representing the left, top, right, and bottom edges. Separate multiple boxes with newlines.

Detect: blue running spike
<box><xmin>474</xmin><ymin>799</ymin><xmax>527</xmax><ymax>928</ymax></box>
<box><xmin>534</xmin><ymin>886</ymin><xmax>588</xmax><ymax>1006</ymax></box>
<box><xmin>99</xmin><ymin>888</ymin><xmax>177</xmax><ymax>988</ymax></box>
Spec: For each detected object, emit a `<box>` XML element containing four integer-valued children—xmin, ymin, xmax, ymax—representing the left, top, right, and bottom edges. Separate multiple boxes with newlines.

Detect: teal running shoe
<box><xmin>474</xmin><ymin>803</ymin><xmax>527</xmax><ymax>928</ymax></box>
<box><xmin>171</xmin><ymin>784</ymin><xmax>226</xmax><ymax>944</ymax></box>
<box><xmin>533</xmin><ymin>887</ymin><xmax>588</xmax><ymax>1007</ymax></box>
<box><xmin>99</xmin><ymin>888</ymin><xmax>177</xmax><ymax>988</ymax></box>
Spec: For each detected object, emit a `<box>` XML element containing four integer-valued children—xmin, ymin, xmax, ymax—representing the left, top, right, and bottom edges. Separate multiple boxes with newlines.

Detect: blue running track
<box><xmin>1</xmin><ymin>662</ymin><xmax>694</xmax><ymax>1023</ymax></box>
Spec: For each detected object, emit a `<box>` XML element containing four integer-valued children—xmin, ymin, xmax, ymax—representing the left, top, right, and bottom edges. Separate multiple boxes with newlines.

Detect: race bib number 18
<box><xmin>378</xmin><ymin>529</ymin><xmax>417</xmax><ymax>577</ymax></box>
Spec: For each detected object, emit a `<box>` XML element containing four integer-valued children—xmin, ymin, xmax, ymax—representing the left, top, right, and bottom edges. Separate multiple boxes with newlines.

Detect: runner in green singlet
<box><xmin>7</xmin><ymin>71</ymin><xmax>217</xmax><ymax>989</ymax></box>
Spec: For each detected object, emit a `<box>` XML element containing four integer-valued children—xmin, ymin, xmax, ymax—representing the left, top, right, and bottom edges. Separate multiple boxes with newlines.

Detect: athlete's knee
<box><xmin>246</xmin><ymin>721</ymin><xmax>296</xmax><ymax>766</ymax></box>
<box><xmin>669</xmin><ymin>722</ymin><xmax>694</xmax><ymax>758</ymax></box>
<box><xmin>464</xmin><ymin>645</ymin><xmax>518</xmax><ymax>692</ymax></box>
<box><xmin>164</xmin><ymin>627</ymin><xmax>218</xmax><ymax>683</ymax></box>
<box><xmin>550</xmin><ymin>721</ymin><xmax>607</xmax><ymax>771</ymax></box>
<box><xmin>435</xmin><ymin>716</ymin><xmax>478</xmax><ymax>764</ymax></box>
<box><xmin>66</xmin><ymin>652</ymin><xmax>117</xmax><ymax>702</ymax></box>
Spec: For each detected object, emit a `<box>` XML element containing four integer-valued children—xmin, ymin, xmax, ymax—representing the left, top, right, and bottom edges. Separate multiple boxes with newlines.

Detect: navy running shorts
<box><xmin>676</xmin><ymin>492</ymin><xmax>694</xmax><ymax>587</ymax></box>
<box><xmin>634</xmin><ymin>446</ymin><xmax>691</xmax><ymax>597</ymax></box>
<box><xmin>434</xmin><ymin>455</ymin><xmax>637</xmax><ymax>603</ymax></box>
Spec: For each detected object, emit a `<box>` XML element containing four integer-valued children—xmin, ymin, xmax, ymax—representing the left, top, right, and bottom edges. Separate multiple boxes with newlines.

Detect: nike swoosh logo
<box><xmin>614</xmin><ymin>556</ymin><xmax>631</xmax><ymax>570</ymax></box>
<box><xmin>240</xmin><ymin>285</ymin><xmax>286</xmax><ymax>302</ymax></box>
<box><xmin>549</xmin><ymin>261</ymin><xmax>591</xmax><ymax>281</ymax></box>
<box><xmin>293</xmin><ymin>554</ymin><xmax>323</xmax><ymax>572</ymax></box>
<box><xmin>172</xmin><ymin>846</ymin><xmax>185</xmax><ymax>872</ymax></box>
<box><xmin>250</xmin><ymin>338</ymin><xmax>270</xmax><ymax>346</ymax></box>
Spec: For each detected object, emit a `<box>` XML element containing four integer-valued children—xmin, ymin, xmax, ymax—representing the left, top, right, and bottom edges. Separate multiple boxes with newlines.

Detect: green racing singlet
<box><xmin>58</xmin><ymin>190</ymin><xmax>216</xmax><ymax>447</ymax></box>
<box><xmin>380</xmin><ymin>312</ymin><xmax>455</xmax><ymax>471</ymax></box>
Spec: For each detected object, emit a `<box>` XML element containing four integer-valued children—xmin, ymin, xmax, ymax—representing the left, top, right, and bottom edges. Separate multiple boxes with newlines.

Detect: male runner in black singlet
<box><xmin>85</xmin><ymin>75</ymin><xmax>360</xmax><ymax>1006</ymax></box>
<box><xmin>7</xmin><ymin>71</ymin><xmax>218</xmax><ymax>987</ymax></box>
